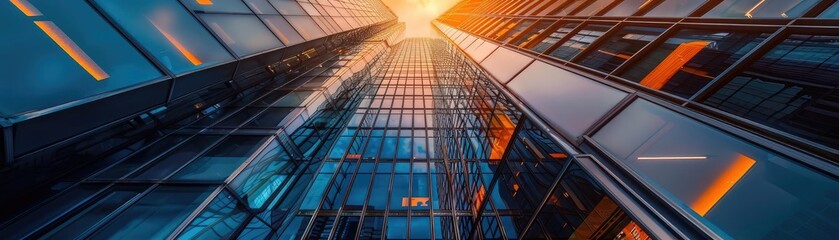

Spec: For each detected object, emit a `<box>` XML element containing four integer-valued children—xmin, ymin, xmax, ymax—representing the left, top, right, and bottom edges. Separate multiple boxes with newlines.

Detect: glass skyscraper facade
<box><xmin>1</xmin><ymin>0</ymin><xmax>837</xmax><ymax>239</ymax></box>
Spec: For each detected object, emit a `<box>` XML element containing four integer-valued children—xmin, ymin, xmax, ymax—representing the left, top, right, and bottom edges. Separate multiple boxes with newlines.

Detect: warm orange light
<box><xmin>150</xmin><ymin>21</ymin><xmax>203</xmax><ymax>66</ymax></box>
<box><xmin>691</xmin><ymin>154</ymin><xmax>756</xmax><ymax>216</ymax></box>
<box><xmin>745</xmin><ymin>0</ymin><xmax>766</xmax><ymax>18</ymax></box>
<box><xmin>10</xmin><ymin>0</ymin><xmax>41</xmax><ymax>16</ymax></box>
<box><xmin>639</xmin><ymin>0</ymin><xmax>654</xmax><ymax>9</ymax></box>
<box><xmin>489</xmin><ymin>112</ymin><xmax>515</xmax><ymax>160</ymax></box>
<box><xmin>550</xmin><ymin>153</ymin><xmax>568</xmax><ymax>159</ymax></box>
<box><xmin>195</xmin><ymin>0</ymin><xmax>213</xmax><ymax>5</ymax></box>
<box><xmin>35</xmin><ymin>21</ymin><xmax>109</xmax><ymax>81</ymax></box>
<box><xmin>401</xmin><ymin>197</ymin><xmax>431</xmax><ymax>207</ymax></box>
<box><xmin>264</xmin><ymin>20</ymin><xmax>292</xmax><ymax>44</ymax></box>
<box><xmin>639</xmin><ymin>41</ymin><xmax>709</xmax><ymax>90</ymax></box>
<box><xmin>345</xmin><ymin>154</ymin><xmax>362</xmax><ymax>159</ymax></box>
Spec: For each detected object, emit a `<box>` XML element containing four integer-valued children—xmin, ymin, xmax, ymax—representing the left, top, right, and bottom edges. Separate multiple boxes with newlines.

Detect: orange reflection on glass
<box><xmin>745</xmin><ymin>0</ymin><xmax>767</xmax><ymax>18</ymax></box>
<box><xmin>401</xmin><ymin>197</ymin><xmax>431</xmax><ymax>207</ymax></box>
<box><xmin>35</xmin><ymin>21</ymin><xmax>110</xmax><ymax>81</ymax></box>
<box><xmin>691</xmin><ymin>154</ymin><xmax>756</xmax><ymax>216</ymax></box>
<box><xmin>639</xmin><ymin>41</ymin><xmax>709</xmax><ymax>90</ymax></box>
<box><xmin>10</xmin><ymin>0</ymin><xmax>41</xmax><ymax>16</ymax></box>
<box><xmin>150</xmin><ymin>21</ymin><xmax>203</xmax><ymax>66</ymax></box>
<box><xmin>195</xmin><ymin>0</ymin><xmax>213</xmax><ymax>5</ymax></box>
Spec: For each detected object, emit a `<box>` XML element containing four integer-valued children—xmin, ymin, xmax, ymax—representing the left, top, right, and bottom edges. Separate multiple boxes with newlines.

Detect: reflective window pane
<box><xmin>90</xmin><ymin>186</ymin><xmax>214</xmax><ymax>239</ymax></box>
<box><xmin>548</xmin><ymin>24</ymin><xmax>612</xmax><ymax>60</ymax></box>
<box><xmin>818</xmin><ymin>2</ymin><xmax>839</xmax><ymax>18</ymax></box>
<box><xmin>603</xmin><ymin>0</ymin><xmax>648</xmax><ymax>16</ymax></box>
<box><xmin>199</xmin><ymin>14</ymin><xmax>283</xmax><ymax>57</ymax></box>
<box><xmin>93</xmin><ymin>0</ymin><xmax>234</xmax><ymax>74</ymax></box>
<box><xmin>619</xmin><ymin>28</ymin><xmax>770</xmax><ymax>98</ymax></box>
<box><xmin>577</xmin><ymin>25</ymin><xmax>667</xmax><ymax>73</ymax></box>
<box><xmin>531</xmin><ymin>22</ymin><xmax>579</xmax><ymax>53</ymax></box>
<box><xmin>285</xmin><ymin>15</ymin><xmax>327</xmax><ymax>40</ymax></box>
<box><xmin>261</xmin><ymin>15</ymin><xmax>306</xmax><ymax>46</ymax></box>
<box><xmin>593</xmin><ymin>99</ymin><xmax>839</xmax><ymax>239</ymax></box>
<box><xmin>704</xmin><ymin>0</ymin><xmax>819</xmax><ymax>19</ymax></box>
<box><xmin>172</xmin><ymin>135</ymin><xmax>268</xmax><ymax>181</ymax></box>
<box><xmin>703</xmin><ymin>34</ymin><xmax>839</xmax><ymax>149</ymax></box>
<box><xmin>1</xmin><ymin>0</ymin><xmax>163</xmax><ymax>116</ymax></box>
<box><xmin>644</xmin><ymin>0</ymin><xmax>706</xmax><ymax>17</ymax></box>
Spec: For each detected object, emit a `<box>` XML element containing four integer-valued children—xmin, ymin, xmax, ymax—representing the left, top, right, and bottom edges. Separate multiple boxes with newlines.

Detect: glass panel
<box><xmin>359</xmin><ymin>217</ymin><xmax>384</xmax><ymax>239</ymax></box>
<box><xmin>89</xmin><ymin>186</ymin><xmax>214</xmax><ymax>239</ymax></box>
<box><xmin>603</xmin><ymin>0</ymin><xmax>648</xmax><ymax>16</ymax></box>
<box><xmin>385</xmin><ymin>217</ymin><xmax>408</xmax><ymax>239</ymax></box>
<box><xmin>538</xmin><ymin>162</ymin><xmax>652</xmax><ymax>239</ymax></box>
<box><xmin>243</xmin><ymin>0</ymin><xmax>279</xmax><ymax>14</ymax></box>
<box><xmin>198</xmin><ymin>14</ymin><xmax>283</xmax><ymax>57</ymax></box>
<box><xmin>577</xmin><ymin>25</ymin><xmax>667</xmax><ymax>73</ymax></box>
<box><xmin>410</xmin><ymin>217</ymin><xmax>432</xmax><ymax>239</ymax></box>
<box><xmin>704</xmin><ymin>0</ymin><xmax>819</xmax><ymax>18</ymax></box>
<box><xmin>574</xmin><ymin>0</ymin><xmax>613</xmax><ymax>16</ymax></box>
<box><xmin>703</xmin><ymin>34</ymin><xmax>839</xmax><ymax>149</ymax></box>
<box><xmin>620</xmin><ymin>29</ymin><xmax>770</xmax><ymax>98</ymax></box>
<box><xmin>593</xmin><ymin>99</ymin><xmax>839</xmax><ymax>239</ymax></box>
<box><xmin>269</xmin><ymin>0</ymin><xmax>307</xmax><ymax>15</ymax></box>
<box><xmin>510</xmin><ymin>21</ymin><xmax>554</xmax><ymax>48</ymax></box>
<box><xmin>181</xmin><ymin>0</ymin><xmax>252</xmax><ymax>13</ymax></box>
<box><xmin>93</xmin><ymin>0</ymin><xmax>233</xmax><ymax>74</ymax></box>
<box><xmin>285</xmin><ymin>16</ymin><xmax>327</xmax><ymax>40</ymax></box>
<box><xmin>171</xmin><ymin>135</ymin><xmax>268</xmax><ymax>181</ymax></box>
<box><xmin>548</xmin><ymin>24</ymin><xmax>612</xmax><ymax>60</ymax></box>
<box><xmin>531</xmin><ymin>22</ymin><xmax>579</xmax><ymax>53</ymax></box>
<box><xmin>228</xmin><ymin>138</ymin><xmax>295</xmax><ymax>208</ymax></box>
<box><xmin>177</xmin><ymin>190</ymin><xmax>249</xmax><ymax>240</ymax></box>
<box><xmin>94</xmin><ymin>134</ymin><xmax>192</xmax><ymax>179</ymax></box>
<box><xmin>1</xmin><ymin>0</ymin><xmax>163</xmax><ymax>116</ymax></box>
<box><xmin>481</xmin><ymin>47</ymin><xmax>533</xmax><ymax>84</ymax></box>
<box><xmin>818</xmin><ymin>2</ymin><xmax>839</xmax><ymax>18</ymax></box>
<box><xmin>40</xmin><ymin>186</ymin><xmax>145</xmax><ymax>239</ymax></box>
<box><xmin>507</xmin><ymin>61</ymin><xmax>628</xmax><ymax>139</ymax></box>
<box><xmin>644</xmin><ymin>0</ymin><xmax>706</xmax><ymax>17</ymax></box>
<box><xmin>261</xmin><ymin>15</ymin><xmax>306</xmax><ymax>46</ymax></box>
<box><xmin>130</xmin><ymin>135</ymin><xmax>223</xmax><ymax>179</ymax></box>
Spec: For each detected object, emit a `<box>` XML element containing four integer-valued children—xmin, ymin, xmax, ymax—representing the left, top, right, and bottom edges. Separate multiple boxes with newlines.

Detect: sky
<box><xmin>382</xmin><ymin>0</ymin><xmax>460</xmax><ymax>38</ymax></box>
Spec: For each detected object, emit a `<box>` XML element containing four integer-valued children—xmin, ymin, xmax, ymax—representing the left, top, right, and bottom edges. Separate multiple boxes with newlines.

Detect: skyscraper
<box><xmin>0</xmin><ymin>0</ymin><xmax>836</xmax><ymax>239</ymax></box>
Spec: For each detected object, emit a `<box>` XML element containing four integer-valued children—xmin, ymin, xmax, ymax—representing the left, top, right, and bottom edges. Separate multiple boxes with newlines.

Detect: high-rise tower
<box><xmin>1</xmin><ymin>0</ymin><xmax>837</xmax><ymax>239</ymax></box>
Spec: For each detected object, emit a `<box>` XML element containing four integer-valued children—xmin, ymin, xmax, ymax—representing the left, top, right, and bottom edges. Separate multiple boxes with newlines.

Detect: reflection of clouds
<box><xmin>383</xmin><ymin>0</ymin><xmax>459</xmax><ymax>37</ymax></box>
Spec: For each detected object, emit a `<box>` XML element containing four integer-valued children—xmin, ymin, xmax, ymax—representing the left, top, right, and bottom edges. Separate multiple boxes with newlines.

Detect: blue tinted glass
<box><xmin>300</xmin><ymin>173</ymin><xmax>332</xmax><ymax>210</ymax></box>
<box><xmin>94</xmin><ymin>134</ymin><xmax>192</xmax><ymax>179</ymax></box>
<box><xmin>228</xmin><ymin>139</ymin><xmax>294</xmax><ymax>208</ymax></box>
<box><xmin>278</xmin><ymin>216</ymin><xmax>309</xmax><ymax>239</ymax></box>
<box><xmin>0</xmin><ymin>0</ymin><xmax>163</xmax><ymax>117</ymax></box>
<box><xmin>93</xmin><ymin>0</ymin><xmax>234</xmax><ymax>74</ymax></box>
<box><xmin>593</xmin><ymin>99</ymin><xmax>839</xmax><ymax>239</ymax></box>
<box><xmin>390</xmin><ymin>174</ymin><xmax>410</xmax><ymax>210</ymax></box>
<box><xmin>386</xmin><ymin>217</ymin><xmax>407</xmax><ymax>239</ymax></box>
<box><xmin>704</xmin><ymin>34</ymin><xmax>839</xmax><ymax>149</ymax></box>
<box><xmin>41</xmin><ymin>186</ymin><xmax>145</xmax><ymax>239</ymax></box>
<box><xmin>130</xmin><ymin>135</ymin><xmax>223</xmax><ymax>179</ymax></box>
<box><xmin>199</xmin><ymin>14</ymin><xmax>283</xmax><ymax>57</ymax></box>
<box><xmin>285</xmin><ymin>15</ymin><xmax>327</xmax><ymax>40</ymax></box>
<box><xmin>89</xmin><ymin>186</ymin><xmax>214</xmax><ymax>239</ymax></box>
<box><xmin>261</xmin><ymin>15</ymin><xmax>306</xmax><ymax>46</ymax></box>
<box><xmin>410</xmin><ymin>217</ymin><xmax>432</xmax><ymax>239</ymax></box>
<box><xmin>549</xmin><ymin>24</ymin><xmax>612</xmax><ymax>60</ymax></box>
<box><xmin>178</xmin><ymin>190</ymin><xmax>248</xmax><ymax>239</ymax></box>
<box><xmin>359</xmin><ymin>217</ymin><xmax>385</xmax><ymax>239</ymax></box>
<box><xmin>368</xmin><ymin>173</ymin><xmax>390</xmax><ymax>210</ymax></box>
<box><xmin>819</xmin><ymin>3</ymin><xmax>839</xmax><ymax>18</ymax></box>
<box><xmin>172</xmin><ymin>135</ymin><xmax>267</xmax><ymax>181</ymax></box>
<box><xmin>345</xmin><ymin>173</ymin><xmax>371</xmax><ymax>209</ymax></box>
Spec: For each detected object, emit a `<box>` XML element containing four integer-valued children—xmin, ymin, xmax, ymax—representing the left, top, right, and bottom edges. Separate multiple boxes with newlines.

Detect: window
<box><xmin>704</xmin><ymin>0</ymin><xmax>819</xmax><ymax>18</ymax></box>
<box><xmin>644</xmin><ymin>0</ymin><xmax>707</xmax><ymax>17</ymax></box>
<box><xmin>702</xmin><ymin>34</ymin><xmax>839</xmax><ymax>149</ymax></box>
<box><xmin>603</xmin><ymin>0</ymin><xmax>649</xmax><ymax>16</ymax></box>
<box><xmin>593</xmin><ymin>99</ymin><xmax>839</xmax><ymax>239</ymax></box>
<box><xmin>92</xmin><ymin>0</ymin><xmax>234</xmax><ymax>73</ymax></box>
<box><xmin>574</xmin><ymin>0</ymin><xmax>613</xmax><ymax>16</ymax></box>
<box><xmin>1</xmin><ymin>0</ymin><xmax>164</xmax><ymax>116</ymax></box>
<box><xmin>548</xmin><ymin>24</ymin><xmax>613</xmax><ymax>60</ymax></box>
<box><xmin>619</xmin><ymin>28</ymin><xmax>770</xmax><ymax>98</ymax></box>
<box><xmin>818</xmin><ymin>2</ymin><xmax>839</xmax><ymax>18</ymax></box>
<box><xmin>509</xmin><ymin>20</ymin><xmax>554</xmax><ymax>47</ymax></box>
<box><xmin>531</xmin><ymin>22</ymin><xmax>579</xmax><ymax>53</ymax></box>
<box><xmin>507</xmin><ymin>61</ymin><xmax>628</xmax><ymax>137</ymax></box>
<box><xmin>577</xmin><ymin>25</ymin><xmax>667</xmax><ymax>73</ymax></box>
